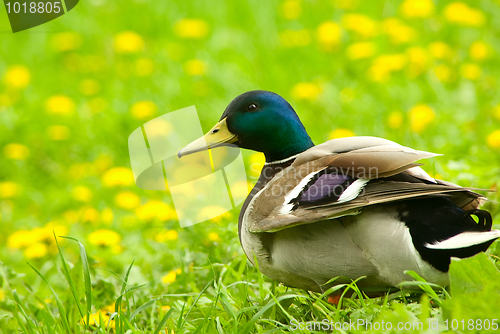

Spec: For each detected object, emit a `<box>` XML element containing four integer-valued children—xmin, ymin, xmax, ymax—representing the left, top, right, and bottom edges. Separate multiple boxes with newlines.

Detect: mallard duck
<box><xmin>178</xmin><ymin>90</ymin><xmax>499</xmax><ymax>298</ymax></box>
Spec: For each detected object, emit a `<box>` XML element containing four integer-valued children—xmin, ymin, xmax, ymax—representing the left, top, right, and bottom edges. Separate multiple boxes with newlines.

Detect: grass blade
<box><xmin>115</xmin><ymin>260</ymin><xmax>135</xmax><ymax>333</ymax></box>
<box><xmin>53</xmin><ymin>232</ymin><xmax>84</xmax><ymax>319</ymax></box>
<box><xmin>241</xmin><ymin>294</ymin><xmax>301</xmax><ymax>334</ymax></box>
<box><xmin>12</xmin><ymin>289</ymin><xmax>36</xmax><ymax>334</ymax></box>
<box><xmin>27</xmin><ymin>263</ymin><xmax>71</xmax><ymax>333</ymax></box>
<box><xmin>60</xmin><ymin>236</ymin><xmax>92</xmax><ymax>329</ymax></box>
<box><xmin>153</xmin><ymin>307</ymin><xmax>174</xmax><ymax>334</ymax></box>
<box><xmin>179</xmin><ymin>279</ymin><xmax>213</xmax><ymax>329</ymax></box>
<box><xmin>404</xmin><ymin>270</ymin><xmax>444</xmax><ymax>305</ymax></box>
<box><xmin>129</xmin><ymin>299</ymin><xmax>156</xmax><ymax>321</ymax></box>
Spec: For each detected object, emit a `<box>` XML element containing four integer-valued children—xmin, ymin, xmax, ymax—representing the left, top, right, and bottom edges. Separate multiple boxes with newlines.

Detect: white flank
<box><xmin>424</xmin><ymin>230</ymin><xmax>500</xmax><ymax>250</ymax></box>
<box><xmin>279</xmin><ymin>170</ymin><xmax>324</xmax><ymax>214</ymax></box>
<box><xmin>337</xmin><ymin>178</ymin><xmax>370</xmax><ymax>203</ymax></box>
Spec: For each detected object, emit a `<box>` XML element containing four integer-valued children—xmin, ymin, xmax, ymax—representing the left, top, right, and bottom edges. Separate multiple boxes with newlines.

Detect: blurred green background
<box><xmin>1</xmin><ymin>0</ymin><xmax>500</xmax><ymax>332</ymax></box>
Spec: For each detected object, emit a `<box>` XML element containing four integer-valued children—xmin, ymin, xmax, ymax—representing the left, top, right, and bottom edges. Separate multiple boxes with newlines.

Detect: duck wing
<box><xmin>246</xmin><ymin>137</ymin><xmax>485</xmax><ymax>233</ymax></box>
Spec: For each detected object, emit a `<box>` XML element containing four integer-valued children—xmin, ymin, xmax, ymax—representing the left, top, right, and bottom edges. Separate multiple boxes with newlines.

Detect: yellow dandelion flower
<box><xmin>406</xmin><ymin>47</ymin><xmax>429</xmax><ymax>77</ymax></box>
<box><xmin>80</xmin><ymin>207</ymin><xmax>100</xmax><ymax>224</ymax></box>
<box><xmin>409</xmin><ymin>104</ymin><xmax>435</xmax><ymax>133</ymax></box>
<box><xmin>45</xmin><ymin>222</ymin><xmax>68</xmax><ymax>238</ymax></box>
<box><xmin>79</xmin><ymin>79</ymin><xmax>100</xmax><ymax>96</ymax></box>
<box><xmin>248</xmin><ymin>152</ymin><xmax>266</xmax><ymax>177</ymax></box>
<box><xmin>208</xmin><ymin>232</ymin><xmax>220</xmax><ymax>242</ymax></box>
<box><xmin>155</xmin><ymin>230</ymin><xmax>179</xmax><ymax>242</ymax></box>
<box><xmin>0</xmin><ymin>182</ymin><xmax>21</xmax><ymax>198</ymax></box>
<box><xmin>130</xmin><ymin>101</ymin><xmax>157</xmax><ymax>120</ymax></box>
<box><xmin>433</xmin><ymin>64</ymin><xmax>452</xmax><ymax>82</ymax></box>
<box><xmin>51</xmin><ymin>32</ymin><xmax>82</xmax><ymax>52</ymax></box>
<box><xmin>45</xmin><ymin>95</ymin><xmax>75</xmax><ymax>116</ymax></box>
<box><xmin>135</xmin><ymin>58</ymin><xmax>154</xmax><ymax>76</ymax></box>
<box><xmin>86</xmin><ymin>308</ymin><xmax>115</xmax><ymax>329</ymax></box>
<box><xmin>279</xmin><ymin>29</ymin><xmax>311</xmax><ymax>48</ymax></box>
<box><xmin>460</xmin><ymin>63</ymin><xmax>481</xmax><ymax>80</ymax></box>
<box><xmin>102</xmin><ymin>167</ymin><xmax>135</xmax><ymax>187</ymax></box>
<box><xmin>72</xmin><ymin>186</ymin><xmax>93</xmax><ymax>203</ymax></box>
<box><xmin>444</xmin><ymin>2</ymin><xmax>485</xmax><ymax>27</ymax></box>
<box><xmin>388</xmin><ymin>111</ymin><xmax>404</xmax><ymax>129</ymax></box>
<box><xmin>115</xmin><ymin>191</ymin><xmax>140</xmax><ymax>210</ymax></box>
<box><xmin>334</xmin><ymin>0</ymin><xmax>358</xmax><ymax>9</ymax></box>
<box><xmin>291</xmin><ymin>82</ymin><xmax>322</xmax><ymax>101</ymax></box>
<box><xmin>197</xmin><ymin>206</ymin><xmax>228</xmax><ymax>222</ymax></box>
<box><xmin>428</xmin><ymin>42</ymin><xmax>452</xmax><ymax>59</ymax></box>
<box><xmin>92</xmin><ymin>154</ymin><xmax>113</xmax><ymax>174</ymax></box>
<box><xmin>470</xmin><ymin>41</ymin><xmax>490</xmax><ymax>61</ymax></box>
<box><xmin>8</xmin><ymin>230</ymin><xmax>36</xmax><ymax>249</ymax></box>
<box><xmin>101</xmin><ymin>208</ymin><xmax>114</xmax><ymax>224</ymax></box>
<box><xmin>144</xmin><ymin>119</ymin><xmax>172</xmax><ymax>139</ymax></box>
<box><xmin>114</xmin><ymin>31</ymin><xmax>144</xmax><ymax>54</ymax></box>
<box><xmin>3</xmin><ymin>65</ymin><xmax>30</xmax><ymax>89</ymax></box>
<box><xmin>135</xmin><ymin>200</ymin><xmax>175</xmax><ymax>221</ymax></box>
<box><xmin>47</xmin><ymin>125</ymin><xmax>71</xmax><ymax>141</ymax></box>
<box><xmin>346</xmin><ymin>42</ymin><xmax>376</xmax><ymax>60</ymax></box>
<box><xmin>174</xmin><ymin>19</ymin><xmax>209</xmax><ymax>39</ymax></box>
<box><xmin>383</xmin><ymin>18</ymin><xmax>417</xmax><ymax>44</ymax></box>
<box><xmin>492</xmin><ymin>105</ymin><xmax>500</xmax><ymax>120</ymax></box>
<box><xmin>88</xmin><ymin>229</ymin><xmax>121</xmax><ymax>246</ymax></box>
<box><xmin>30</xmin><ymin>227</ymin><xmax>52</xmax><ymax>245</ymax></box>
<box><xmin>24</xmin><ymin>243</ymin><xmax>48</xmax><ymax>259</ymax></box>
<box><xmin>161</xmin><ymin>270</ymin><xmax>178</xmax><ymax>284</ymax></box>
<box><xmin>368</xmin><ymin>54</ymin><xmax>407</xmax><ymax>81</ymax></box>
<box><xmin>230</xmin><ymin>180</ymin><xmax>251</xmax><ymax>199</ymax></box>
<box><xmin>184</xmin><ymin>59</ymin><xmax>207</xmax><ymax>76</ymax></box>
<box><xmin>329</xmin><ymin>128</ymin><xmax>355</xmax><ymax>139</ymax></box>
<box><xmin>487</xmin><ymin>130</ymin><xmax>500</xmax><ymax>149</ymax></box>
<box><xmin>63</xmin><ymin>210</ymin><xmax>78</xmax><ymax>222</ymax></box>
<box><xmin>161</xmin><ymin>305</ymin><xmax>171</xmax><ymax>312</ymax></box>
<box><xmin>282</xmin><ymin>0</ymin><xmax>301</xmax><ymax>20</ymax></box>
<box><xmin>342</xmin><ymin>14</ymin><xmax>378</xmax><ymax>38</ymax></box>
<box><xmin>3</xmin><ymin>143</ymin><xmax>30</xmax><ymax>160</ymax></box>
<box><xmin>0</xmin><ymin>289</ymin><xmax>5</xmax><ymax>302</ymax></box>
<box><xmin>400</xmin><ymin>0</ymin><xmax>435</xmax><ymax>18</ymax></box>
<box><xmin>317</xmin><ymin>21</ymin><xmax>341</xmax><ymax>50</ymax></box>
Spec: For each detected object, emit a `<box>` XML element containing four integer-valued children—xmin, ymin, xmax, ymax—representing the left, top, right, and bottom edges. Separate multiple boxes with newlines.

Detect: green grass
<box><xmin>1</xmin><ymin>0</ymin><xmax>500</xmax><ymax>333</ymax></box>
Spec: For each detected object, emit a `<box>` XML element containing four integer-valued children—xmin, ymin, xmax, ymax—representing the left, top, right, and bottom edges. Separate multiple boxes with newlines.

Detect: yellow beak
<box><xmin>177</xmin><ymin>118</ymin><xmax>238</xmax><ymax>158</ymax></box>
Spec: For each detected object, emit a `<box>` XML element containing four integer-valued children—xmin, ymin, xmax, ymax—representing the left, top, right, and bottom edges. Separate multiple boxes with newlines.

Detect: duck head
<box><xmin>178</xmin><ymin>90</ymin><xmax>314</xmax><ymax>162</ymax></box>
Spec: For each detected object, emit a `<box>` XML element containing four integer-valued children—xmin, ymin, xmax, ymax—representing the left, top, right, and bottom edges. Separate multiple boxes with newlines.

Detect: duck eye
<box><xmin>247</xmin><ymin>103</ymin><xmax>258</xmax><ymax>111</ymax></box>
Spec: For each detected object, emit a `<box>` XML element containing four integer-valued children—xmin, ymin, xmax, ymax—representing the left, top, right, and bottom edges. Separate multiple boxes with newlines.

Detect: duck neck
<box><xmin>263</xmin><ymin>130</ymin><xmax>314</xmax><ymax>163</ymax></box>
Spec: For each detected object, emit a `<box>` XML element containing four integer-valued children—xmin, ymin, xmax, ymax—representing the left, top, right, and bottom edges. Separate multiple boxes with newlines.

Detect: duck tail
<box><xmin>425</xmin><ymin>210</ymin><xmax>498</xmax><ymax>250</ymax></box>
<box><xmin>402</xmin><ymin>199</ymin><xmax>499</xmax><ymax>272</ymax></box>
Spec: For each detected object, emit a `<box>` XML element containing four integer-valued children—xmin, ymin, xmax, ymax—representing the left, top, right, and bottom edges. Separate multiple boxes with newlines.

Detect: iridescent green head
<box><xmin>178</xmin><ymin>90</ymin><xmax>314</xmax><ymax>162</ymax></box>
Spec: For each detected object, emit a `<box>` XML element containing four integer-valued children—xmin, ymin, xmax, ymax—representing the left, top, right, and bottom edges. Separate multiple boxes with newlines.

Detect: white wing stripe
<box><xmin>337</xmin><ymin>178</ymin><xmax>370</xmax><ymax>203</ymax></box>
<box><xmin>279</xmin><ymin>170</ymin><xmax>323</xmax><ymax>214</ymax></box>
<box><xmin>424</xmin><ymin>230</ymin><xmax>500</xmax><ymax>250</ymax></box>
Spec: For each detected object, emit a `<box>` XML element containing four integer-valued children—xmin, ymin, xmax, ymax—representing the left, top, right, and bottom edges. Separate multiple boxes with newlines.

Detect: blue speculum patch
<box><xmin>296</xmin><ymin>171</ymin><xmax>354</xmax><ymax>205</ymax></box>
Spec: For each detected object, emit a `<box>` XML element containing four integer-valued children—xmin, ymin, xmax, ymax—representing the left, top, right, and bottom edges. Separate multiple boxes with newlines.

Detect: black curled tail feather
<box><xmin>465</xmin><ymin>209</ymin><xmax>493</xmax><ymax>231</ymax></box>
<box><xmin>400</xmin><ymin>198</ymin><xmax>496</xmax><ymax>272</ymax></box>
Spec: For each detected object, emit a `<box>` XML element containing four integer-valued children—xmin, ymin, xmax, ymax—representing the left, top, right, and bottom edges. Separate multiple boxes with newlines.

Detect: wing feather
<box><xmin>245</xmin><ymin>137</ymin><xmax>485</xmax><ymax>234</ymax></box>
